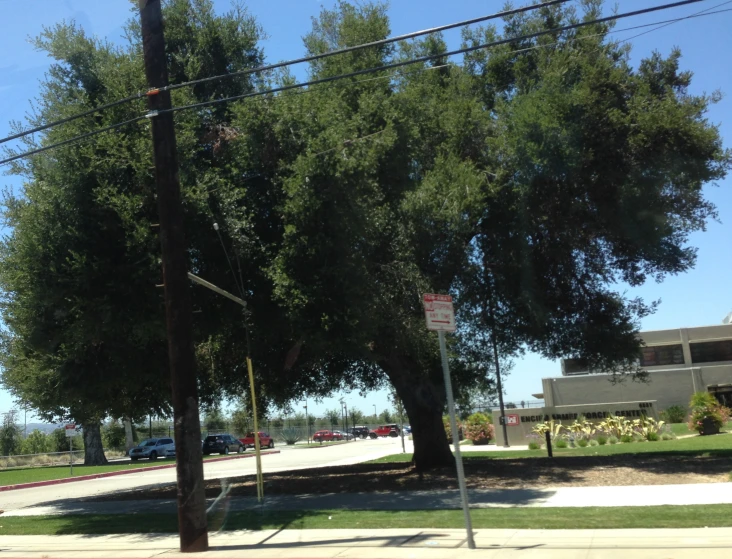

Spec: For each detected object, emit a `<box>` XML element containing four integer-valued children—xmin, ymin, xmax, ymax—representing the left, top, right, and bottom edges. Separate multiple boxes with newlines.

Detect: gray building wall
<box><xmin>543</xmin><ymin>364</ymin><xmax>732</xmax><ymax>411</ymax></box>
<box><xmin>539</xmin><ymin>324</ymin><xmax>732</xmax><ymax>412</ymax></box>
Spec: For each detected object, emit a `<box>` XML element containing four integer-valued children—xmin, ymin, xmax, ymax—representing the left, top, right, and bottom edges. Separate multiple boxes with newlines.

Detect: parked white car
<box><xmin>129</xmin><ymin>437</ymin><xmax>175</xmax><ymax>461</ymax></box>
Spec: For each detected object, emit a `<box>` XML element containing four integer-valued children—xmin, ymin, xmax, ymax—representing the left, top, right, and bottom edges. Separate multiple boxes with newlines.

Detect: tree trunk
<box><xmin>82</xmin><ymin>421</ymin><xmax>108</xmax><ymax>465</ymax></box>
<box><xmin>381</xmin><ymin>353</ymin><xmax>454</xmax><ymax>471</ymax></box>
<box><xmin>123</xmin><ymin>417</ymin><xmax>134</xmax><ymax>454</ymax></box>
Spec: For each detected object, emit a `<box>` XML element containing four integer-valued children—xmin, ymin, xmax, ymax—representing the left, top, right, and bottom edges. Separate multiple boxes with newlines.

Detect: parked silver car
<box><xmin>129</xmin><ymin>437</ymin><xmax>175</xmax><ymax>461</ymax></box>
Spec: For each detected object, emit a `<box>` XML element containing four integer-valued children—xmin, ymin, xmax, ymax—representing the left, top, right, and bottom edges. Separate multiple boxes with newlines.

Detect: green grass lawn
<box><xmin>3</xmin><ymin>505</ymin><xmax>732</xmax><ymax>535</ymax></box>
<box><xmin>370</xmin><ymin>431</ymin><xmax>732</xmax><ymax>463</ymax></box>
<box><xmin>0</xmin><ymin>452</ymin><xmax>264</xmax><ymax>486</ymax></box>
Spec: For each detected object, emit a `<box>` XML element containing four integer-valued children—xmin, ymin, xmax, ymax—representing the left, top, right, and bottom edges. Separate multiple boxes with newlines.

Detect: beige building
<box><xmin>535</xmin><ymin>322</ymin><xmax>732</xmax><ymax>412</ymax></box>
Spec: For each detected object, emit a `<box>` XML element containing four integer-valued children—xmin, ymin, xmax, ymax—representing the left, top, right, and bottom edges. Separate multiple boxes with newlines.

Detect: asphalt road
<box><xmin>1</xmin><ymin>437</ymin><xmax>407</xmax><ymax>513</ymax></box>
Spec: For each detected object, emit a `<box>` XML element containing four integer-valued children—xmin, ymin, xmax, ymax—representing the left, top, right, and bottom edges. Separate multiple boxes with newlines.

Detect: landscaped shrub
<box><xmin>568</xmin><ymin>416</ymin><xmax>595</xmax><ymax>441</ymax></box>
<box><xmin>589</xmin><ymin>439</ymin><xmax>599</xmax><ymax>447</ymax></box>
<box><xmin>687</xmin><ymin>392</ymin><xmax>729</xmax><ymax>435</ymax></box>
<box><xmin>661</xmin><ymin>432</ymin><xmax>674</xmax><ymax>441</ymax></box>
<box><xmin>532</xmin><ymin>419</ymin><xmax>564</xmax><ymax>441</ymax></box>
<box><xmin>555</xmin><ymin>439</ymin><xmax>568</xmax><ymax>449</ymax></box>
<box><xmin>620</xmin><ymin>434</ymin><xmax>633</xmax><ymax>443</ymax></box>
<box><xmin>597</xmin><ymin>435</ymin><xmax>607</xmax><ymax>445</ymax></box>
<box><xmin>661</xmin><ymin>405</ymin><xmax>687</xmax><ymax>424</ymax></box>
<box><xmin>646</xmin><ymin>432</ymin><xmax>660</xmax><ymax>441</ymax></box>
<box><xmin>608</xmin><ymin>436</ymin><xmax>618</xmax><ymax>445</ymax></box>
<box><xmin>463</xmin><ymin>413</ymin><xmax>494</xmax><ymax>445</ymax></box>
<box><xmin>443</xmin><ymin>416</ymin><xmax>463</xmax><ymax>443</ymax></box>
<box><xmin>577</xmin><ymin>439</ymin><xmax>589</xmax><ymax>448</ymax></box>
<box><xmin>528</xmin><ymin>441</ymin><xmax>541</xmax><ymax>450</ymax></box>
<box><xmin>280</xmin><ymin>427</ymin><xmax>301</xmax><ymax>446</ymax></box>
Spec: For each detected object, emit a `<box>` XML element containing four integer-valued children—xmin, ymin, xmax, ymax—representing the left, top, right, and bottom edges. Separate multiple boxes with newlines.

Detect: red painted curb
<box><xmin>0</xmin><ymin>450</ymin><xmax>280</xmax><ymax>492</ymax></box>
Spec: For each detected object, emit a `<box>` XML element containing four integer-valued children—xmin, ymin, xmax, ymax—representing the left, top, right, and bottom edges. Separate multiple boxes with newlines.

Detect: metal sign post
<box><xmin>65</xmin><ymin>424</ymin><xmax>75</xmax><ymax>476</ymax></box>
<box><xmin>423</xmin><ymin>294</ymin><xmax>475</xmax><ymax>550</ymax></box>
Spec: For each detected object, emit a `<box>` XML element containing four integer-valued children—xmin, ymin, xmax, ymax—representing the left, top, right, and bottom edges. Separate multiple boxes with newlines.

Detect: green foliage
<box><xmin>379</xmin><ymin>410</ymin><xmax>394</xmax><ymax>424</ymax></box>
<box><xmin>688</xmin><ymin>392</ymin><xmax>729</xmax><ymax>434</ymax></box>
<box><xmin>49</xmin><ymin>428</ymin><xmax>83</xmax><ymax>452</ymax></box>
<box><xmin>646</xmin><ymin>432</ymin><xmax>660</xmax><ymax>442</ymax></box>
<box><xmin>528</xmin><ymin>441</ymin><xmax>541</xmax><ymax>450</ymax></box>
<box><xmin>230</xmin><ymin>407</ymin><xmax>251</xmax><ymax>437</ymax></box>
<box><xmin>280</xmin><ymin>427</ymin><xmax>301</xmax><ymax>445</ymax></box>
<box><xmin>204</xmin><ymin>409</ymin><xmax>227</xmax><ymax>432</ymax></box>
<box><xmin>577</xmin><ymin>439</ymin><xmax>589</xmax><ymax>448</ymax></box>
<box><xmin>1</xmin><ymin>410</ymin><xmax>23</xmax><ymax>456</ymax></box>
<box><xmin>349</xmin><ymin>408</ymin><xmax>365</xmax><ymax>426</ymax></box>
<box><xmin>101</xmin><ymin>421</ymin><xmax>127</xmax><ymax>451</ymax></box>
<box><xmin>554</xmin><ymin>439</ymin><xmax>568</xmax><ymax>449</ymax></box>
<box><xmin>324</xmin><ymin>409</ymin><xmax>341</xmax><ymax>429</ymax></box>
<box><xmin>21</xmin><ymin>429</ymin><xmax>52</xmax><ymax>455</ymax></box>
<box><xmin>597</xmin><ymin>435</ymin><xmax>608</xmax><ymax>446</ymax></box>
<box><xmin>661</xmin><ymin>405</ymin><xmax>687</xmax><ymax>424</ymax></box>
<box><xmin>609</xmin><ymin>436</ymin><xmax>619</xmax><ymax>445</ymax></box>
<box><xmin>620</xmin><ymin>434</ymin><xmax>633</xmax><ymax>444</ymax></box>
<box><xmin>589</xmin><ymin>439</ymin><xmax>599</xmax><ymax>447</ymax></box>
<box><xmin>463</xmin><ymin>412</ymin><xmax>494</xmax><ymax>445</ymax></box>
<box><xmin>1</xmin><ymin>0</ymin><xmax>729</xmax><ymax>473</ymax></box>
<box><xmin>442</xmin><ymin>416</ymin><xmax>463</xmax><ymax>444</ymax></box>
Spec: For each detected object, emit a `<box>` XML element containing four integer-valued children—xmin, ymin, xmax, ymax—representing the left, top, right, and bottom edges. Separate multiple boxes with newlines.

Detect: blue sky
<box><xmin>1</xmin><ymin>0</ymin><xmax>730</xmax><ymax>421</ymax></box>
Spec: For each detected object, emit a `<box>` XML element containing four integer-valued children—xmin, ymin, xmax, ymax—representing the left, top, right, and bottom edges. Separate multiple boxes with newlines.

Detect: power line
<box><xmin>159</xmin><ymin>0</ymin><xmax>574</xmax><ymax>95</ymax></box>
<box><xmin>158</xmin><ymin>0</ymin><xmax>708</xmax><ymax>117</ymax></box>
<box><xmin>0</xmin><ymin>94</ymin><xmax>146</xmax><ymax>148</ymax></box>
<box><xmin>0</xmin><ymin>0</ymin><xmax>572</xmax><ymax>148</ymax></box>
<box><xmin>618</xmin><ymin>0</ymin><xmax>732</xmax><ymax>44</ymax></box>
<box><xmin>0</xmin><ymin>115</ymin><xmax>148</xmax><ymax>166</ymax></box>
<box><xmin>1</xmin><ymin>0</ymin><xmax>724</xmax><ymax>167</ymax></box>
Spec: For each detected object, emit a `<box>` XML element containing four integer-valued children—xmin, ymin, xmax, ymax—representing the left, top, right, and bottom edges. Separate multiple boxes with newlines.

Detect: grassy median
<box><xmin>2</xmin><ymin>505</ymin><xmax>732</xmax><ymax>535</ymax></box>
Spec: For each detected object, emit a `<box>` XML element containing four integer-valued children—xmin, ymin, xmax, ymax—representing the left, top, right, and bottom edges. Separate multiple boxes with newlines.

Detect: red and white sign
<box><xmin>505</xmin><ymin>414</ymin><xmax>520</xmax><ymax>426</ymax></box>
<box><xmin>423</xmin><ymin>293</ymin><xmax>456</xmax><ymax>332</ymax></box>
<box><xmin>64</xmin><ymin>423</ymin><xmax>76</xmax><ymax>437</ymax></box>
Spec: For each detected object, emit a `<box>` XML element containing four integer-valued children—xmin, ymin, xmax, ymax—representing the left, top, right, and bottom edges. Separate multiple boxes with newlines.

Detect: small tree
<box><xmin>22</xmin><ymin>429</ymin><xmax>52</xmax><ymax>455</ymax></box>
<box><xmin>230</xmin><ymin>408</ymin><xmax>251</xmax><ymax>436</ymax></box>
<box><xmin>1</xmin><ymin>410</ymin><xmax>23</xmax><ymax>455</ymax></box>
<box><xmin>379</xmin><ymin>409</ymin><xmax>394</xmax><ymax>424</ymax></box>
<box><xmin>349</xmin><ymin>408</ymin><xmax>364</xmax><ymax>427</ymax></box>
<box><xmin>204</xmin><ymin>409</ymin><xmax>227</xmax><ymax>433</ymax></box>
<box><xmin>50</xmin><ymin>428</ymin><xmax>83</xmax><ymax>453</ymax></box>
<box><xmin>325</xmin><ymin>408</ymin><xmax>341</xmax><ymax>430</ymax></box>
<box><xmin>101</xmin><ymin>421</ymin><xmax>127</xmax><ymax>451</ymax></box>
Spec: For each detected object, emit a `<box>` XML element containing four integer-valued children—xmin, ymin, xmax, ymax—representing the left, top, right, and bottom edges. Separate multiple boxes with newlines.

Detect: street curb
<box><xmin>0</xmin><ymin>450</ymin><xmax>280</xmax><ymax>493</ymax></box>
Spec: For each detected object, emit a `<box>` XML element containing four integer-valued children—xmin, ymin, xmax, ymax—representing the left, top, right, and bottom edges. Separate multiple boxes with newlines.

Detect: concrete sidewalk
<box><xmin>2</xmin><ymin>528</ymin><xmax>732</xmax><ymax>558</ymax></box>
<box><xmin>4</xmin><ymin>482</ymin><xmax>732</xmax><ymax>517</ymax></box>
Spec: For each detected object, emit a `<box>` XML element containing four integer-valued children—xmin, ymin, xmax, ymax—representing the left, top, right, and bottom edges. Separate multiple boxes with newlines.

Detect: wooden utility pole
<box><xmin>138</xmin><ymin>1</ymin><xmax>208</xmax><ymax>552</ymax></box>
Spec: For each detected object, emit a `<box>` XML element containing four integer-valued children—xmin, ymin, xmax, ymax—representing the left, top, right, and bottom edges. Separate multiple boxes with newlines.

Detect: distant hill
<box><xmin>23</xmin><ymin>423</ymin><xmax>64</xmax><ymax>435</ymax></box>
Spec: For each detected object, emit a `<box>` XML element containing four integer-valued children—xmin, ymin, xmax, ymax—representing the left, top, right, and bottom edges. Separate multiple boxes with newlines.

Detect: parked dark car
<box><xmin>202</xmin><ymin>434</ymin><xmax>243</xmax><ymax>455</ymax></box>
<box><xmin>350</xmin><ymin>426</ymin><xmax>371</xmax><ymax>439</ymax></box>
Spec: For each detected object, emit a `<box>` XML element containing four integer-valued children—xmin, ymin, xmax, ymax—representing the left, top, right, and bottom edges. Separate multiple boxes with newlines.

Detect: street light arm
<box><xmin>187</xmin><ymin>272</ymin><xmax>246</xmax><ymax>307</ymax></box>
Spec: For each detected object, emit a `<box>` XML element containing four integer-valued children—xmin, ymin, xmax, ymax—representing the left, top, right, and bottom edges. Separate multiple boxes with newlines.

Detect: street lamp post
<box><xmin>373</xmin><ymin>404</ymin><xmax>377</xmax><ymax>424</ymax></box>
<box><xmin>187</xmin><ymin>271</ymin><xmax>264</xmax><ymax>503</ymax></box>
<box><xmin>303</xmin><ymin>399</ymin><xmax>309</xmax><ymax>444</ymax></box>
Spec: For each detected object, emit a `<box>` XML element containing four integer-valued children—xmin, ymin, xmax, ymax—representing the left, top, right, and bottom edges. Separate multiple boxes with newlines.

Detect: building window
<box><xmin>640</xmin><ymin>344</ymin><xmax>684</xmax><ymax>367</ymax></box>
<box><xmin>561</xmin><ymin>358</ymin><xmax>588</xmax><ymax>375</ymax></box>
<box><xmin>690</xmin><ymin>340</ymin><xmax>732</xmax><ymax>364</ymax></box>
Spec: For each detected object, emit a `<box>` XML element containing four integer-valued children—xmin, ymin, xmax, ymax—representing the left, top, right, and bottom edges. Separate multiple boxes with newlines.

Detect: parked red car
<box><xmin>239</xmin><ymin>431</ymin><xmax>275</xmax><ymax>449</ymax></box>
<box><xmin>312</xmin><ymin>430</ymin><xmax>343</xmax><ymax>442</ymax></box>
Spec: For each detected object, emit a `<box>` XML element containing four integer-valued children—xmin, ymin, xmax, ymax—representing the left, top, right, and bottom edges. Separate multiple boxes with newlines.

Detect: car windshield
<box><xmin>139</xmin><ymin>439</ymin><xmax>157</xmax><ymax>447</ymax></box>
<box><xmin>245</xmin><ymin>432</ymin><xmax>255</xmax><ymax>438</ymax></box>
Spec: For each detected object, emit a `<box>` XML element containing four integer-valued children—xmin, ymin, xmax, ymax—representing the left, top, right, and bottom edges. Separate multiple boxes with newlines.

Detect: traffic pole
<box><xmin>438</xmin><ymin>330</ymin><xmax>476</xmax><ymax>550</ymax></box>
<box><xmin>138</xmin><ymin>1</ymin><xmax>208</xmax><ymax>551</ymax></box>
